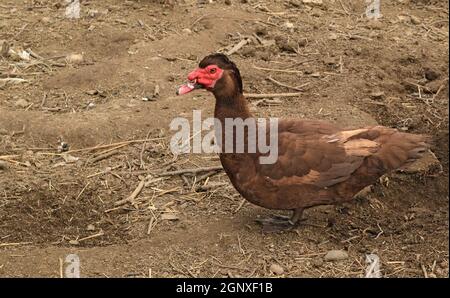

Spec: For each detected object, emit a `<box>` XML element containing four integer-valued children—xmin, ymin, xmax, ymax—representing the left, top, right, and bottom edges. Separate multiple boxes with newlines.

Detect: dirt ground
<box><xmin>0</xmin><ymin>0</ymin><xmax>448</xmax><ymax>278</ymax></box>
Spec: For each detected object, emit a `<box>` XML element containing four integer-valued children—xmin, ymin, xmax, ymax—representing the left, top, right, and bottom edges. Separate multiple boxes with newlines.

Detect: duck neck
<box><xmin>213</xmin><ymin>92</ymin><xmax>252</xmax><ymax>121</ymax></box>
<box><xmin>213</xmin><ymin>91</ymin><xmax>255</xmax><ymax>160</ymax></box>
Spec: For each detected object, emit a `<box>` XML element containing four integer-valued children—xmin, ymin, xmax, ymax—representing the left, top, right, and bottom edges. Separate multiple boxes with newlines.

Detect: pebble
<box><xmin>328</xmin><ymin>33</ymin><xmax>338</xmax><ymax>40</ymax></box>
<box><xmin>424</xmin><ymin>68</ymin><xmax>439</xmax><ymax>81</ymax></box>
<box><xmin>284</xmin><ymin>22</ymin><xmax>295</xmax><ymax>29</ymax></box>
<box><xmin>69</xmin><ymin>240</ymin><xmax>79</xmax><ymax>246</ymax></box>
<box><xmin>298</xmin><ymin>38</ymin><xmax>307</xmax><ymax>47</ymax></box>
<box><xmin>0</xmin><ymin>128</ymin><xmax>7</xmax><ymax>135</ymax></box>
<box><xmin>86</xmin><ymin>90</ymin><xmax>98</xmax><ymax>96</ymax></box>
<box><xmin>255</xmin><ymin>26</ymin><xmax>268</xmax><ymax>36</ymax></box>
<box><xmin>323</xmin><ymin>250</ymin><xmax>349</xmax><ymax>261</ymax></box>
<box><xmin>182</xmin><ymin>28</ymin><xmax>192</xmax><ymax>35</ymax></box>
<box><xmin>66</xmin><ymin>53</ymin><xmax>84</xmax><ymax>64</ymax></box>
<box><xmin>87</xmin><ymin>9</ymin><xmax>99</xmax><ymax>18</ymax></box>
<box><xmin>310</xmin><ymin>8</ymin><xmax>324</xmax><ymax>17</ymax></box>
<box><xmin>87</xmin><ymin>224</ymin><xmax>96</xmax><ymax>231</ymax></box>
<box><xmin>410</xmin><ymin>15</ymin><xmax>421</xmax><ymax>25</ymax></box>
<box><xmin>160</xmin><ymin>213</ymin><xmax>180</xmax><ymax>221</ymax></box>
<box><xmin>0</xmin><ymin>161</ymin><xmax>8</xmax><ymax>171</ymax></box>
<box><xmin>370</xmin><ymin>91</ymin><xmax>385</xmax><ymax>100</ymax></box>
<box><xmin>269</xmin><ymin>263</ymin><xmax>284</xmax><ymax>275</ymax></box>
<box><xmin>14</xmin><ymin>98</ymin><xmax>29</xmax><ymax>108</ymax></box>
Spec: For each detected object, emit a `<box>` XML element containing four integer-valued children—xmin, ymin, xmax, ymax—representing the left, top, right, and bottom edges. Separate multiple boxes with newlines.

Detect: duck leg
<box><xmin>256</xmin><ymin>208</ymin><xmax>305</xmax><ymax>232</ymax></box>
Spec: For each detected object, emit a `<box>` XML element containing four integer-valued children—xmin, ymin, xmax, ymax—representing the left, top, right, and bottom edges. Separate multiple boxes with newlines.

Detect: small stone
<box><xmin>328</xmin><ymin>33</ymin><xmax>338</xmax><ymax>40</ymax></box>
<box><xmin>69</xmin><ymin>240</ymin><xmax>79</xmax><ymax>246</ymax></box>
<box><xmin>410</xmin><ymin>15</ymin><xmax>421</xmax><ymax>25</ymax></box>
<box><xmin>0</xmin><ymin>161</ymin><xmax>8</xmax><ymax>171</ymax></box>
<box><xmin>86</xmin><ymin>90</ymin><xmax>98</xmax><ymax>95</ymax></box>
<box><xmin>66</xmin><ymin>53</ymin><xmax>84</xmax><ymax>64</ymax></box>
<box><xmin>87</xmin><ymin>224</ymin><xmax>96</xmax><ymax>231</ymax></box>
<box><xmin>255</xmin><ymin>26</ymin><xmax>268</xmax><ymax>36</ymax></box>
<box><xmin>87</xmin><ymin>9</ymin><xmax>100</xmax><ymax>18</ymax></box>
<box><xmin>224</xmin><ymin>0</ymin><xmax>232</xmax><ymax>5</ymax></box>
<box><xmin>182</xmin><ymin>28</ymin><xmax>192</xmax><ymax>35</ymax></box>
<box><xmin>14</xmin><ymin>98</ymin><xmax>29</xmax><ymax>108</ymax></box>
<box><xmin>269</xmin><ymin>263</ymin><xmax>284</xmax><ymax>275</ymax></box>
<box><xmin>298</xmin><ymin>38</ymin><xmax>307</xmax><ymax>47</ymax></box>
<box><xmin>161</xmin><ymin>213</ymin><xmax>180</xmax><ymax>221</ymax></box>
<box><xmin>310</xmin><ymin>8</ymin><xmax>324</xmax><ymax>17</ymax></box>
<box><xmin>284</xmin><ymin>22</ymin><xmax>295</xmax><ymax>29</ymax></box>
<box><xmin>324</xmin><ymin>250</ymin><xmax>349</xmax><ymax>261</ymax></box>
<box><xmin>424</xmin><ymin>68</ymin><xmax>439</xmax><ymax>81</ymax></box>
<box><xmin>369</xmin><ymin>91</ymin><xmax>385</xmax><ymax>100</ymax></box>
<box><xmin>0</xmin><ymin>128</ymin><xmax>7</xmax><ymax>135</ymax></box>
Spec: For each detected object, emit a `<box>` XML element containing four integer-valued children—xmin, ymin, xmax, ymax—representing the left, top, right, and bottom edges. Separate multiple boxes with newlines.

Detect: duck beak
<box><xmin>176</xmin><ymin>80</ymin><xmax>203</xmax><ymax>95</ymax></box>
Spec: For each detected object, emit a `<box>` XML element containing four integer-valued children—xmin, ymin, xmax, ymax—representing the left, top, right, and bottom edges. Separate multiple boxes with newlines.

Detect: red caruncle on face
<box><xmin>187</xmin><ymin>64</ymin><xmax>224</xmax><ymax>90</ymax></box>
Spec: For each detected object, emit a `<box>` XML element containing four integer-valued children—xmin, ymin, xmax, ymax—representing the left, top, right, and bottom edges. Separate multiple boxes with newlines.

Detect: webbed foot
<box><xmin>255</xmin><ymin>208</ymin><xmax>305</xmax><ymax>233</ymax></box>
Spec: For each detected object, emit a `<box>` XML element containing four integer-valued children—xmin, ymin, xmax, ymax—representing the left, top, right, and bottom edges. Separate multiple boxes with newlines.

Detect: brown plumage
<box><xmin>178</xmin><ymin>53</ymin><xmax>431</xmax><ymax>231</ymax></box>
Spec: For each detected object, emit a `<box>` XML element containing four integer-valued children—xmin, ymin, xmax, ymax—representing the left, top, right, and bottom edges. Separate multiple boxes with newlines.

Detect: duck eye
<box><xmin>210</xmin><ymin>68</ymin><xmax>216</xmax><ymax>74</ymax></box>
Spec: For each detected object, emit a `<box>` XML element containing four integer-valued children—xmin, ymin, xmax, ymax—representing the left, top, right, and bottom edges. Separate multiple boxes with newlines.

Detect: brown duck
<box><xmin>177</xmin><ymin>53</ymin><xmax>430</xmax><ymax>232</ymax></box>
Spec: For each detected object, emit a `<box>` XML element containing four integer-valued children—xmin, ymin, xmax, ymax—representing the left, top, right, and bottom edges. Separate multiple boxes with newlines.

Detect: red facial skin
<box><xmin>187</xmin><ymin>64</ymin><xmax>224</xmax><ymax>90</ymax></box>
